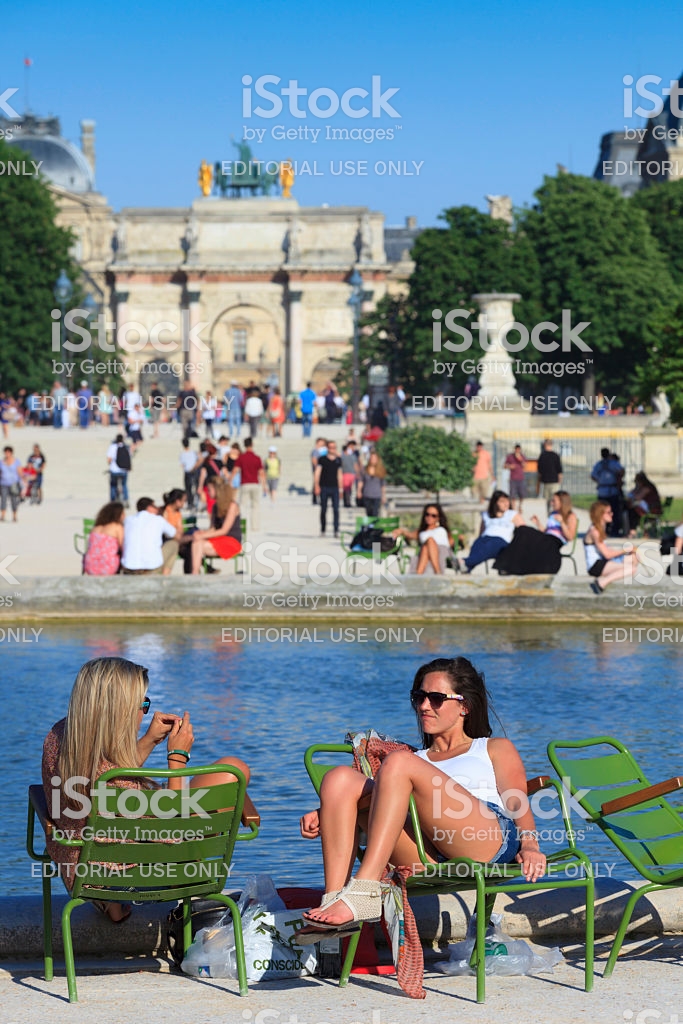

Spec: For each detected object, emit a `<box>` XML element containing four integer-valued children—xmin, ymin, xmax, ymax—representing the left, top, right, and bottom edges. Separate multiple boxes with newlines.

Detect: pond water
<box><xmin>6</xmin><ymin>622</ymin><xmax>682</xmax><ymax>896</ymax></box>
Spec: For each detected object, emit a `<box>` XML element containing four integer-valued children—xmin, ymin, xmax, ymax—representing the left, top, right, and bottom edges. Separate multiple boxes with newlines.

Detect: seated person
<box><xmin>459</xmin><ymin>490</ymin><xmax>523</xmax><ymax>573</ymax></box>
<box><xmin>42</xmin><ymin>656</ymin><xmax>249</xmax><ymax>921</ymax></box>
<box><xmin>493</xmin><ymin>491</ymin><xmax>577</xmax><ymax>576</ymax></box>
<box><xmin>296</xmin><ymin>657</ymin><xmax>545</xmax><ymax>943</ymax></box>
<box><xmin>585</xmin><ymin>500</ymin><xmax>634</xmax><ymax>594</ymax></box>
<box><xmin>188</xmin><ymin>478</ymin><xmax>242</xmax><ymax>574</ymax></box>
<box><xmin>121</xmin><ymin>497</ymin><xmax>180</xmax><ymax>575</ymax></box>
<box><xmin>83</xmin><ymin>502</ymin><xmax>125</xmax><ymax>575</ymax></box>
<box><xmin>624</xmin><ymin>472</ymin><xmax>662</xmax><ymax>536</ymax></box>
<box><xmin>393</xmin><ymin>504</ymin><xmax>451</xmax><ymax>575</ymax></box>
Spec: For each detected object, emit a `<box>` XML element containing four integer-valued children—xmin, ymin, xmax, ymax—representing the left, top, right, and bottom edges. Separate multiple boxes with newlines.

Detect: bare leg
<box><xmin>318</xmin><ymin>766</ymin><xmax>374</xmax><ymax>892</ymax></box>
<box><xmin>416</xmin><ymin>537</ymin><xmax>441</xmax><ymax>575</ymax></box>
<box><xmin>191</xmin><ymin>538</ymin><xmax>216</xmax><ymax>574</ymax></box>
<box><xmin>595</xmin><ymin>553</ymin><xmax>634</xmax><ymax>589</ymax></box>
<box><xmin>305</xmin><ymin>752</ymin><xmax>503</xmax><ymax>927</ymax></box>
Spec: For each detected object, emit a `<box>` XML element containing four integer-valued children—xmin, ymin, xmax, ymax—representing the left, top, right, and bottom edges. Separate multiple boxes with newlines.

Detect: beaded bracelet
<box><xmin>168</xmin><ymin>749</ymin><xmax>190</xmax><ymax>762</ymax></box>
<box><xmin>518</xmin><ymin>829</ymin><xmax>539</xmax><ymax>841</ymax></box>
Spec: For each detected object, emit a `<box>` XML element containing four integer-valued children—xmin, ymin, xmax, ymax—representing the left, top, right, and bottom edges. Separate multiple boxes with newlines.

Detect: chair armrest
<box><xmin>601</xmin><ymin>776</ymin><xmax>683</xmax><ymax>816</ymax></box>
<box><xmin>241</xmin><ymin>793</ymin><xmax>260</xmax><ymax>828</ymax></box>
<box><xmin>527</xmin><ymin>775</ymin><xmax>552</xmax><ymax>796</ymax></box>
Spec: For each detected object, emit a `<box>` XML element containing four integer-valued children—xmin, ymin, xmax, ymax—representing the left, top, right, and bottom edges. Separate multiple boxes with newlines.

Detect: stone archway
<box><xmin>210</xmin><ymin>303</ymin><xmax>282</xmax><ymax>393</ymax></box>
<box><xmin>309</xmin><ymin>356</ymin><xmax>343</xmax><ymax>395</ymax></box>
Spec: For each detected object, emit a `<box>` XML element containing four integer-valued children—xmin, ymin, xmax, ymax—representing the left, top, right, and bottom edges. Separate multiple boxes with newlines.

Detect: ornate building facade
<box><xmin>3</xmin><ymin>115</ymin><xmax>419</xmax><ymax>395</ymax></box>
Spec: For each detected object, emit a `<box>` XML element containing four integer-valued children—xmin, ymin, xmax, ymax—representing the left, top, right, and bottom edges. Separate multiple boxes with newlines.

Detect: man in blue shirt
<box><xmin>224</xmin><ymin>381</ymin><xmax>243</xmax><ymax>438</ymax></box>
<box><xmin>299</xmin><ymin>381</ymin><xmax>316</xmax><ymax>438</ymax></box>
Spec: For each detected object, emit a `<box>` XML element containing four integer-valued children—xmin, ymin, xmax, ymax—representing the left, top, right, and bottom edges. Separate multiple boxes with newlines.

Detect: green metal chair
<box><xmin>203</xmin><ymin>517</ymin><xmax>247</xmax><ymax>574</ymax></box>
<box><xmin>548</xmin><ymin>735</ymin><xmax>683</xmax><ymax>978</ymax></box>
<box><xmin>638</xmin><ymin>496</ymin><xmax>674</xmax><ymax>538</ymax></box>
<box><xmin>73</xmin><ymin>518</ymin><xmax>95</xmax><ymax>557</ymax></box>
<box><xmin>304</xmin><ymin>743</ymin><xmax>594</xmax><ymax>1003</ymax></box>
<box><xmin>27</xmin><ymin>764</ymin><xmax>260</xmax><ymax>1002</ymax></box>
<box><xmin>341</xmin><ymin>517</ymin><xmax>408</xmax><ymax>575</ymax></box>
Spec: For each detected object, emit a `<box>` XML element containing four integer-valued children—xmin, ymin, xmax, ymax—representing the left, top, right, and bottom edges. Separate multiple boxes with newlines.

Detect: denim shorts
<box><xmin>435</xmin><ymin>799</ymin><xmax>521</xmax><ymax>864</ymax></box>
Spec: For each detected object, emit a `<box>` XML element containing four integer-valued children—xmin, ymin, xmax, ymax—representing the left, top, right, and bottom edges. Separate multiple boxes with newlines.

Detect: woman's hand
<box><xmin>168</xmin><ymin>711</ymin><xmax>195</xmax><ymax>755</ymax></box>
<box><xmin>144</xmin><ymin>711</ymin><xmax>180</xmax><ymax>746</ymax></box>
<box><xmin>530</xmin><ymin>515</ymin><xmax>541</xmax><ymax>528</ymax></box>
<box><xmin>300</xmin><ymin>808</ymin><xmax>320</xmax><ymax>839</ymax></box>
<box><xmin>515</xmin><ymin>844</ymin><xmax>546</xmax><ymax>882</ymax></box>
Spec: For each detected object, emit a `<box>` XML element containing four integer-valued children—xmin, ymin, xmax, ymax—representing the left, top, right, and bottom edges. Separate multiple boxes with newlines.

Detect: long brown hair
<box><xmin>589</xmin><ymin>500</ymin><xmax>611</xmax><ymax>541</ymax></box>
<box><xmin>554</xmin><ymin>489</ymin><xmax>574</xmax><ymax>523</ymax></box>
<box><xmin>211</xmin><ymin>478</ymin><xmax>236</xmax><ymax>519</ymax></box>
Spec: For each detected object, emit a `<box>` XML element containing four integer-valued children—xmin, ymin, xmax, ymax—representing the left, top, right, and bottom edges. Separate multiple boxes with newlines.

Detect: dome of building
<box><xmin>10</xmin><ymin>133</ymin><xmax>94</xmax><ymax>193</ymax></box>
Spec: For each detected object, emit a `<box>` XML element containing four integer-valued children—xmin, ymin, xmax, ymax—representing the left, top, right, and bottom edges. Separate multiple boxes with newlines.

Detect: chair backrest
<box><xmin>548</xmin><ymin>736</ymin><xmax>683</xmax><ymax>883</ymax></box>
<box><xmin>304</xmin><ymin>743</ymin><xmax>354</xmax><ymax>795</ymax></box>
<box><xmin>83</xmin><ymin>518</ymin><xmax>95</xmax><ymax>538</ymax></box>
<box><xmin>68</xmin><ymin>765</ymin><xmax>247</xmax><ymax>903</ymax></box>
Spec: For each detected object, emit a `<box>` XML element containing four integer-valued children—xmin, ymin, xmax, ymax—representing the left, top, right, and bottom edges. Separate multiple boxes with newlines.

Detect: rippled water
<box><xmin>6</xmin><ymin>622</ymin><xmax>682</xmax><ymax>895</ymax></box>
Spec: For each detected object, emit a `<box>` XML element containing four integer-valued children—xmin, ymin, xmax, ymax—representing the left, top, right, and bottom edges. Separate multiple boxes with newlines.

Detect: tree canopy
<box><xmin>376</xmin><ymin>426</ymin><xmax>475</xmax><ymax>500</ymax></box>
<box><xmin>0</xmin><ymin>139</ymin><xmax>81</xmax><ymax>392</ymax></box>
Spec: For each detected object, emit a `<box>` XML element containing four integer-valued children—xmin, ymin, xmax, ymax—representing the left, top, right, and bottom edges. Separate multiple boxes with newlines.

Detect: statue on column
<box><xmin>485</xmin><ymin>194</ymin><xmax>513</xmax><ymax>225</ymax></box>
<box><xmin>198</xmin><ymin>160</ymin><xmax>213</xmax><ymax>197</ymax></box>
<box><xmin>112</xmin><ymin>218</ymin><xmax>127</xmax><ymax>261</ymax></box>
<box><xmin>283</xmin><ymin>216</ymin><xmax>303</xmax><ymax>263</ymax></box>
<box><xmin>279</xmin><ymin>159</ymin><xmax>295</xmax><ymax>198</ymax></box>
<box><xmin>360</xmin><ymin>213</ymin><xmax>373</xmax><ymax>262</ymax></box>
<box><xmin>651</xmin><ymin>389</ymin><xmax>672</xmax><ymax>427</ymax></box>
<box><xmin>182</xmin><ymin>215</ymin><xmax>199</xmax><ymax>263</ymax></box>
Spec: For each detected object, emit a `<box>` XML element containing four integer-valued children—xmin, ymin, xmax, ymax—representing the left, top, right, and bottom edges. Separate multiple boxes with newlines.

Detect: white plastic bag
<box><xmin>435</xmin><ymin>913</ymin><xmax>564</xmax><ymax>977</ymax></box>
<box><xmin>181</xmin><ymin>874</ymin><xmax>318</xmax><ymax>982</ymax></box>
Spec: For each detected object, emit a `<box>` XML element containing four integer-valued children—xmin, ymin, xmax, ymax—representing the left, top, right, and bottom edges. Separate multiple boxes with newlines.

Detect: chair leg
<box><xmin>571</xmin><ymin>556</ymin><xmax>578</xmax><ymax>576</ymax></box>
<box><xmin>584</xmin><ymin>872</ymin><xmax>594</xmax><ymax>991</ymax></box>
<box><xmin>603</xmin><ymin>882</ymin><xmax>661</xmax><ymax>978</ymax></box>
<box><xmin>339</xmin><ymin>928</ymin><xmax>362</xmax><ymax>988</ymax></box>
<box><xmin>41</xmin><ymin>864</ymin><xmax>53</xmax><ymax>982</ymax></box>
<box><xmin>182</xmin><ymin>897</ymin><xmax>192</xmax><ymax>956</ymax></box>
<box><xmin>475</xmin><ymin>877</ymin><xmax>487</xmax><ymax>1004</ymax></box>
<box><xmin>62</xmin><ymin>897</ymin><xmax>86</xmax><ymax>1003</ymax></box>
<box><xmin>215</xmin><ymin>894</ymin><xmax>248</xmax><ymax>996</ymax></box>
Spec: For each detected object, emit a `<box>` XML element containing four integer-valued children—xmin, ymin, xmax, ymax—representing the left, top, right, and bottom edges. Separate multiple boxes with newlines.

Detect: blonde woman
<box><xmin>189</xmin><ymin>478</ymin><xmax>242</xmax><ymax>574</ymax></box>
<box><xmin>584</xmin><ymin>500</ymin><xmax>634</xmax><ymax>594</ymax></box>
<box><xmin>357</xmin><ymin>451</ymin><xmax>386</xmax><ymax>517</ymax></box>
<box><xmin>42</xmin><ymin>657</ymin><xmax>250</xmax><ymax>921</ymax></box>
<box><xmin>531</xmin><ymin>490</ymin><xmax>578</xmax><ymax>543</ymax></box>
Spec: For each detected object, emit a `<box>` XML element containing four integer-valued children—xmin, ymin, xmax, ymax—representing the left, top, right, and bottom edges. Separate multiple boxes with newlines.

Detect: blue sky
<box><xmin>2</xmin><ymin>0</ymin><xmax>682</xmax><ymax>226</ymax></box>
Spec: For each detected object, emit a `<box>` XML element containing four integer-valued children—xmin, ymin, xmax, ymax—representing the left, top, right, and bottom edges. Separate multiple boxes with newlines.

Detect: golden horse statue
<box><xmin>279</xmin><ymin>159</ymin><xmax>294</xmax><ymax>198</ymax></box>
<box><xmin>198</xmin><ymin>160</ymin><xmax>212</xmax><ymax>197</ymax></box>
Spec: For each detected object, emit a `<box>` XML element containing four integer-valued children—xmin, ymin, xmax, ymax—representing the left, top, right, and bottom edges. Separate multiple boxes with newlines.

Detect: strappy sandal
<box><xmin>295</xmin><ymin>879</ymin><xmax>382</xmax><ymax>945</ymax></box>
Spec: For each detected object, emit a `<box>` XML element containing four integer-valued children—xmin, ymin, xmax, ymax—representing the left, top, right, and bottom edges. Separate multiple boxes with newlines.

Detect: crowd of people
<box><xmin>0</xmin><ymin>444</ymin><xmax>46</xmax><ymax>521</ymax></box>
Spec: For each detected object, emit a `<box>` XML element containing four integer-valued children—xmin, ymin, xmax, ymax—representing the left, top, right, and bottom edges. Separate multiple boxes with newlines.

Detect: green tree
<box><xmin>376</xmin><ymin>426</ymin><xmax>475</xmax><ymax>501</ymax></box>
<box><xmin>0</xmin><ymin>139</ymin><xmax>82</xmax><ymax>392</ymax></box>
<box><xmin>632</xmin><ymin>178</ymin><xmax>683</xmax><ymax>290</ymax></box>
<box><xmin>635</xmin><ymin>301</ymin><xmax>683</xmax><ymax>425</ymax></box>
<box><xmin>520</xmin><ymin>173</ymin><xmax>676</xmax><ymax>396</ymax></box>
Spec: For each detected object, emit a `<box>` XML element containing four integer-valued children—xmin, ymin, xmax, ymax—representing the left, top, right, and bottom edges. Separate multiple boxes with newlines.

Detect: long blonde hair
<box><xmin>213</xmin><ymin>479</ymin><xmax>236</xmax><ymax>520</ymax></box>
<box><xmin>58</xmin><ymin>658</ymin><xmax>148</xmax><ymax>804</ymax></box>
<box><xmin>365</xmin><ymin>452</ymin><xmax>386</xmax><ymax>479</ymax></box>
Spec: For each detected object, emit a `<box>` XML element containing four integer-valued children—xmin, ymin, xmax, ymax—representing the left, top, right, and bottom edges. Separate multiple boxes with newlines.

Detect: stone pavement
<box><xmin>2</xmin><ymin>938</ymin><xmax>681</xmax><ymax>1024</ymax></box>
<box><xmin>1</xmin><ymin>420</ymin><xmax>587</xmax><ymax>579</ymax></box>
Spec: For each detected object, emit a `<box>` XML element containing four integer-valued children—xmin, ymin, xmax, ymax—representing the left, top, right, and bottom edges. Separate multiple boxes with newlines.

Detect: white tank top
<box><xmin>415</xmin><ymin>736</ymin><xmax>503</xmax><ymax>811</ymax></box>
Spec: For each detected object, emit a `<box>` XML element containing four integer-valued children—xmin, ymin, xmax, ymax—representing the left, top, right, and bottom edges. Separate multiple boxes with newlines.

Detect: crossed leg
<box><xmin>304</xmin><ymin>751</ymin><xmax>504</xmax><ymax>928</ymax></box>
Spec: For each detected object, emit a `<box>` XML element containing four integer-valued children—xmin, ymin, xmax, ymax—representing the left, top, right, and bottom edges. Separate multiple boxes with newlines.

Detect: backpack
<box><xmin>116</xmin><ymin>443</ymin><xmax>132</xmax><ymax>471</ymax></box>
<box><xmin>350</xmin><ymin>525</ymin><xmax>395</xmax><ymax>552</ymax></box>
<box><xmin>596</xmin><ymin>460</ymin><xmax>616</xmax><ymax>490</ymax></box>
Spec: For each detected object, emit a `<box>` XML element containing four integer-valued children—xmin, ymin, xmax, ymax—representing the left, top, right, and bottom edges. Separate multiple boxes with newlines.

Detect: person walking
<box><xmin>472</xmin><ymin>441</ymin><xmax>493</xmax><ymax>504</ymax></box>
<box><xmin>386</xmin><ymin>386</ymin><xmax>401</xmax><ymax>429</ymax></box>
<box><xmin>51</xmin><ymin>381</ymin><xmax>68</xmax><ymax>430</ymax></box>
<box><xmin>268</xmin><ymin>387</ymin><xmax>285</xmax><ymax>437</ymax></box>
<box><xmin>591</xmin><ymin>447</ymin><xmax>624</xmax><ymax>537</ymax></box>
<box><xmin>201</xmin><ymin>390</ymin><xmax>218</xmax><ymax>438</ymax></box>
<box><xmin>357</xmin><ymin>450</ymin><xmax>386</xmax><ymax>518</ymax></box>
<box><xmin>315</xmin><ymin>439</ymin><xmax>343</xmax><ymax>536</ymax></box>
<box><xmin>176</xmin><ymin>380</ymin><xmax>198</xmax><ymax>440</ymax></box>
<box><xmin>299</xmin><ymin>381</ymin><xmax>316</xmax><ymax>438</ymax></box>
<box><xmin>504</xmin><ymin>444</ymin><xmax>527</xmax><ymax>511</ymax></box>
<box><xmin>341</xmin><ymin>442</ymin><xmax>359</xmax><ymax>508</ymax></box>
<box><xmin>230</xmin><ymin>436</ymin><xmax>265</xmax><ymax>532</ymax></box>
<box><xmin>149</xmin><ymin>380</ymin><xmax>164</xmax><ymax>438</ymax></box>
<box><xmin>180</xmin><ymin>438</ymin><xmax>199</xmax><ymax>510</ymax></box>
<box><xmin>107</xmin><ymin>433</ymin><xmax>131</xmax><ymax>506</ymax></box>
<box><xmin>536</xmin><ymin>439</ymin><xmax>563</xmax><ymax>509</ymax></box>
<box><xmin>224</xmin><ymin>381</ymin><xmax>243</xmax><ymax>438</ymax></box>
<box><xmin>265</xmin><ymin>445</ymin><xmax>281</xmax><ymax>502</ymax></box>
<box><xmin>76</xmin><ymin>381</ymin><xmax>93</xmax><ymax>429</ymax></box>
<box><xmin>244</xmin><ymin>389</ymin><xmax>264</xmax><ymax>438</ymax></box>
<box><xmin>310</xmin><ymin>437</ymin><xmax>327</xmax><ymax>505</ymax></box>
<box><xmin>98</xmin><ymin>384</ymin><xmax>113</xmax><ymax>427</ymax></box>
<box><xmin>0</xmin><ymin>446</ymin><xmax>22</xmax><ymax>522</ymax></box>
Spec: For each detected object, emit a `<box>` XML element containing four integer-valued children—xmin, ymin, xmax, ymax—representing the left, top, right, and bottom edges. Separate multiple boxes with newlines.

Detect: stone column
<box><xmin>643</xmin><ymin>427</ymin><xmax>683</xmax><ymax>497</ymax></box>
<box><xmin>186</xmin><ymin>290</ymin><xmax>206</xmax><ymax>390</ymax></box>
<box><xmin>114</xmin><ymin>291</ymin><xmax>132</xmax><ymax>383</ymax></box>
<box><xmin>288</xmin><ymin>289</ymin><xmax>303</xmax><ymax>393</ymax></box>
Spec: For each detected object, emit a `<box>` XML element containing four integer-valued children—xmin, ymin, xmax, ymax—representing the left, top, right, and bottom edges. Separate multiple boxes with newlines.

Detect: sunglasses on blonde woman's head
<box><xmin>139</xmin><ymin>698</ymin><xmax>151</xmax><ymax>714</ymax></box>
<box><xmin>410</xmin><ymin>690</ymin><xmax>464</xmax><ymax>710</ymax></box>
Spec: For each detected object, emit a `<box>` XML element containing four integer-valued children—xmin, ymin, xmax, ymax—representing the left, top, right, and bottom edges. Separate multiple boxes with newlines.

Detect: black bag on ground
<box><xmin>660</xmin><ymin>530</ymin><xmax>676</xmax><ymax>556</ymax></box>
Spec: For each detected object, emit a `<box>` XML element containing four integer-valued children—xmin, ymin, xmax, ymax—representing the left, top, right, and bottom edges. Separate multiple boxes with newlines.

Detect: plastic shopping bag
<box><xmin>435</xmin><ymin>913</ymin><xmax>564</xmax><ymax>977</ymax></box>
<box><xmin>181</xmin><ymin>874</ymin><xmax>318</xmax><ymax>982</ymax></box>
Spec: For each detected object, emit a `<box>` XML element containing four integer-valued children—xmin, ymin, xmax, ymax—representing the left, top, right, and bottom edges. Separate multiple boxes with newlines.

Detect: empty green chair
<box><xmin>73</xmin><ymin>518</ymin><xmax>95</xmax><ymax>557</ymax></box>
<box><xmin>548</xmin><ymin>736</ymin><xmax>683</xmax><ymax>977</ymax></box>
<box><xmin>27</xmin><ymin>764</ymin><xmax>259</xmax><ymax>1001</ymax></box>
<box><xmin>304</xmin><ymin>743</ymin><xmax>594</xmax><ymax>1003</ymax></box>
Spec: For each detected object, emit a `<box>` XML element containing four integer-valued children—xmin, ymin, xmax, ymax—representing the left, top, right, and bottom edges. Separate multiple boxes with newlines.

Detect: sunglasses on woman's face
<box><xmin>410</xmin><ymin>690</ymin><xmax>464</xmax><ymax>710</ymax></box>
<box><xmin>424</xmin><ymin>512</ymin><xmax>439</xmax><ymax>519</ymax></box>
<box><xmin>139</xmin><ymin>698</ymin><xmax>151</xmax><ymax>714</ymax></box>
